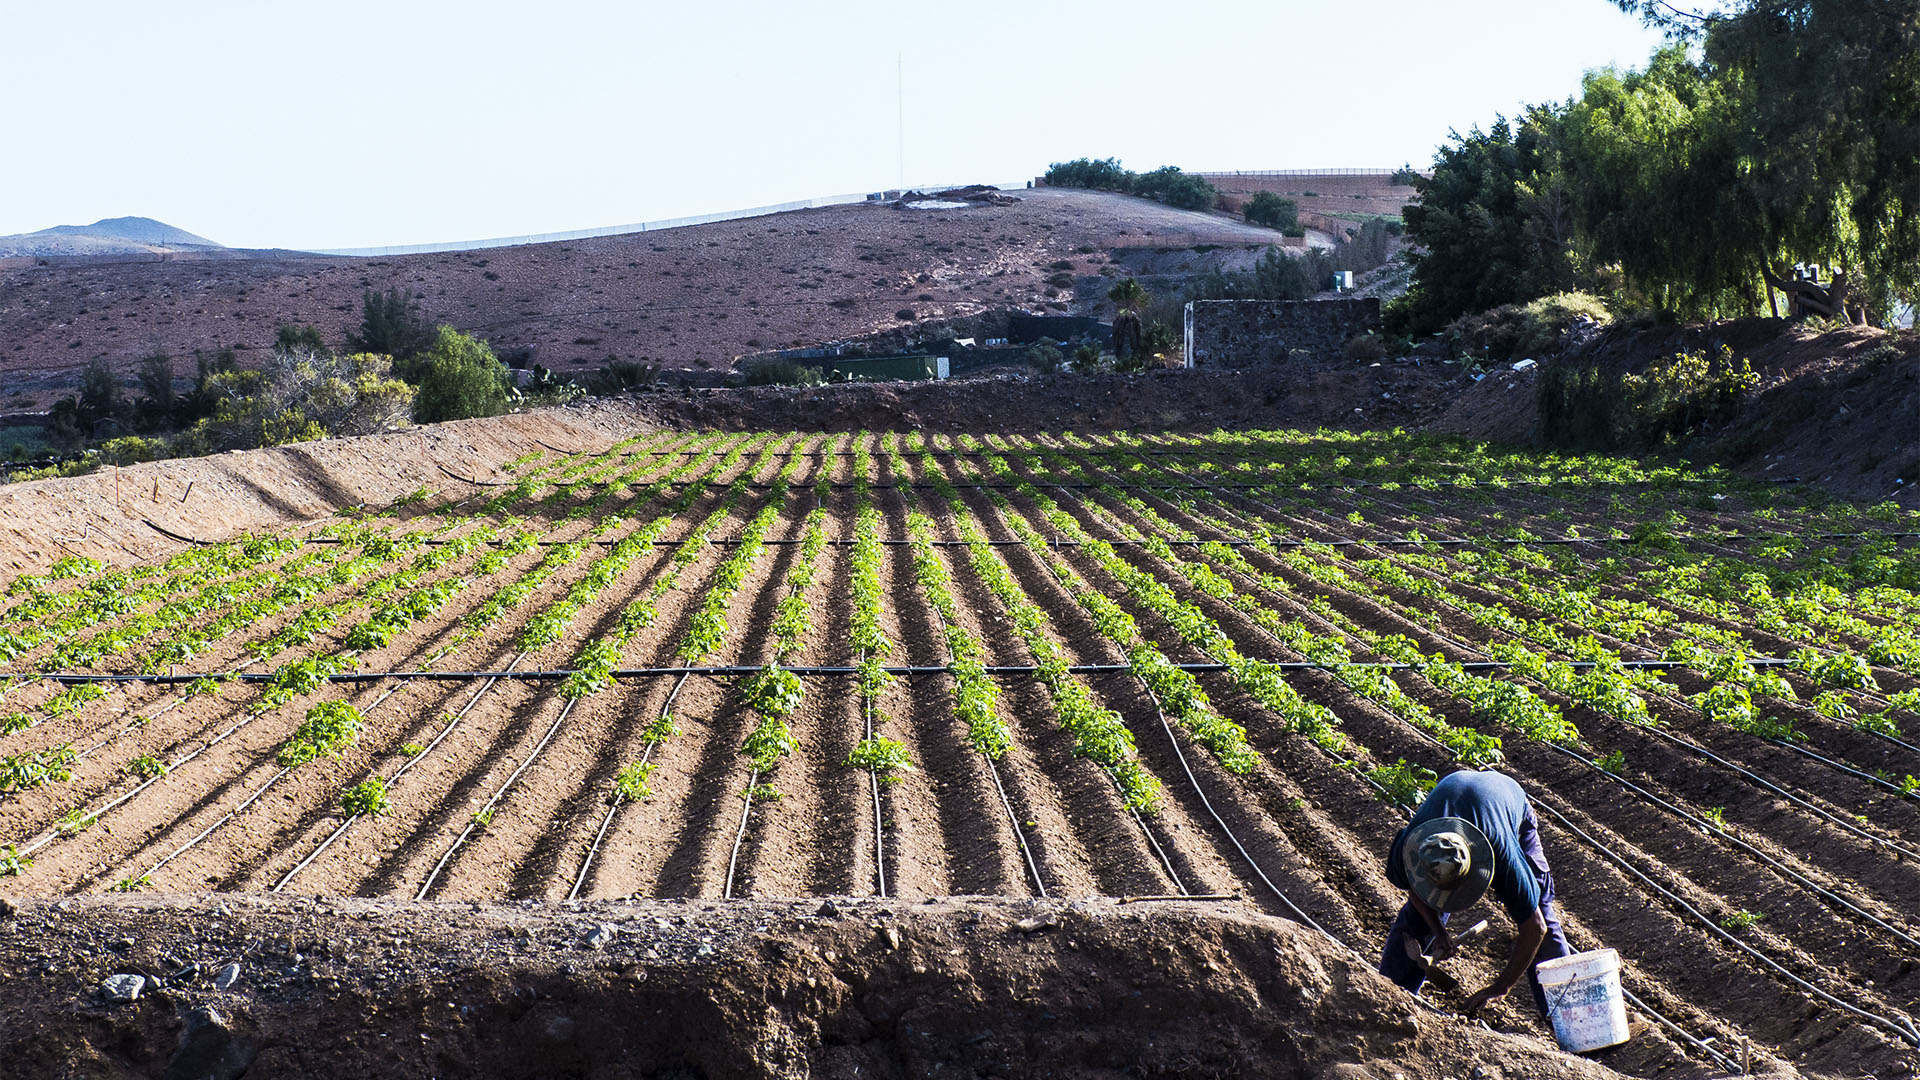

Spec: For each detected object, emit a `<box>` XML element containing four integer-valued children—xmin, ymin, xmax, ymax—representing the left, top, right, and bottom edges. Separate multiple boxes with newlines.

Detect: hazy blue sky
<box><xmin>5</xmin><ymin>0</ymin><xmax>1667</xmax><ymax>250</ymax></box>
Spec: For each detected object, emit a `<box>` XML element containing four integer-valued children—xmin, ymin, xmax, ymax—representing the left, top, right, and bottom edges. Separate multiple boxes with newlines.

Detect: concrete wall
<box><xmin>1183</xmin><ymin>299</ymin><xmax>1381</xmax><ymax>367</ymax></box>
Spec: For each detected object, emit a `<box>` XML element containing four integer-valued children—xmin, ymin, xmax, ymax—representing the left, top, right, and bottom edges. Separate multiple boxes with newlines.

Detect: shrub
<box><xmin>1541</xmin><ymin>342</ymin><xmax>1758</xmax><ymax>450</ymax></box>
<box><xmin>586</xmin><ymin>359</ymin><xmax>659</xmax><ymax>395</ymax></box>
<box><xmin>740</xmin><ymin>358</ymin><xmax>826</xmax><ymax>387</ymax></box>
<box><xmin>1245</xmin><ymin>192</ymin><xmax>1300</xmax><ymax>232</ymax></box>
<box><xmin>348</xmin><ymin>288</ymin><xmax>436</xmax><ymax>363</ymax></box>
<box><xmin>1449</xmin><ymin>291</ymin><xmax>1611</xmax><ymax>362</ymax></box>
<box><xmin>408</xmin><ymin>327</ymin><xmax>513</xmax><ymax>423</ymax></box>
<box><xmin>1044</xmin><ymin>157</ymin><xmax>1132</xmax><ymax>191</ymax></box>
<box><xmin>1344</xmin><ymin>333</ymin><xmax>1387</xmax><ymax>363</ymax></box>
<box><xmin>1026</xmin><ymin>343</ymin><xmax>1064</xmax><ymax>373</ymax></box>
<box><xmin>95</xmin><ymin>435</ymin><xmax>164</xmax><ymax>465</ymax></box>
<box><xmin>1620</xmin><ymin>344</ymin><xmax>1758</xmax><ymax>444</ymax></box>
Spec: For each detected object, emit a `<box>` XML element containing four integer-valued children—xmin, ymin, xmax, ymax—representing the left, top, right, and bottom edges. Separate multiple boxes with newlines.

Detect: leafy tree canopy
<box><xmin>409</xmin><ymin>327</ymin><xmax>514</xmax><ymax>424</ymax></box>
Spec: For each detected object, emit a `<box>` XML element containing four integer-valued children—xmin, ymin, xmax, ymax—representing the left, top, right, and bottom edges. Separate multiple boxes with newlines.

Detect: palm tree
<box><xmin>1108</xmin><ymin>278</ymin><xmax>1149</xmax><ymax>365</ymax></box>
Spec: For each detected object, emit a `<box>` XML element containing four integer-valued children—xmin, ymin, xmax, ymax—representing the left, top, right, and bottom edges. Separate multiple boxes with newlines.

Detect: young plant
<box><xmin>340</xmin><ymin>778</ymin><xmax>391</xmax><ymax>816</ymax></box>
<box><xmin>847</xmin><ymin>737</ymin><xmax>914</xmax><ymax>784</ymax></box>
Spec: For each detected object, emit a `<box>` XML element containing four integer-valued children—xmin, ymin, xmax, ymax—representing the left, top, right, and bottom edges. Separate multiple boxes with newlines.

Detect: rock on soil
<box><xmin>0</xmin><ymin>894</ymin><xmax>1628</xmax><ymax>1080</ymax></box>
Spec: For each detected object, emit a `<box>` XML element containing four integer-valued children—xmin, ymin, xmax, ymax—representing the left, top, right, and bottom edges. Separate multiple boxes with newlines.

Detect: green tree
<box><xmin>76</xmin><ymin>359</ymin><xmax>126</xmax><ymax>434</ymax></box>
<box><xmin>1244</xmin><ymin>192</ymin><xmax>1300</xmax><ymax>232</ymax></box>
<box><xmin>408</xmin><ymin>327</ymin><xmax>513</xmax><ymax>423</ymax></box>
<box><xmin>1555</xmin><ymin>46</ymin><xmax>1763</xmax><ymax>319</ymax></box>
<box><xmin>347</xmin><ymin>288</ymin><xmax>437</xmax><ymax>367</ymax></box>
<box><xmin>135</xmin><ymin>351</ymin><xmax>176</xmax><ymax>432</ymax></box>
<box><xmin>1390</xmin><ymin>114</ymin><xmax>1584</xmax><ymax>336</ymax></box>
<box><xmin>1604</xmin><ymin>1</ymin><xmax>1920</xmax><ymax>321</ymax></box>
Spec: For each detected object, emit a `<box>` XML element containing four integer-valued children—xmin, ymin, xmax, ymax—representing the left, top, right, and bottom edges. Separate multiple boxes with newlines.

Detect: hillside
<box><xmin>0</xmin><ymin>216</ymin><xmax>223</xmax><ymax>258</ymax></box>
<box><xmin>0</xmin><ymin>189</ymin><xmax>1287</xmax><ymax>411</ymax></box>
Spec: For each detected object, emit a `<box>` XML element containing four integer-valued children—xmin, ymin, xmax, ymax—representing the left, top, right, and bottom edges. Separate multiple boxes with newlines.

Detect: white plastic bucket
<box><xmin>1535</xmin><ymin>948</ymin><xmax>1629</xmax><ymax>1053</ymax></box>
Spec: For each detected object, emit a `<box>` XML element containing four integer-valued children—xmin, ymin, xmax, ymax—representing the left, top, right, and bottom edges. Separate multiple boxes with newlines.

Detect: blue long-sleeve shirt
<box><xmin>1385</xmin><ymin>769</ymin><xmax>1546</xmax><ymax>924</ymax></box>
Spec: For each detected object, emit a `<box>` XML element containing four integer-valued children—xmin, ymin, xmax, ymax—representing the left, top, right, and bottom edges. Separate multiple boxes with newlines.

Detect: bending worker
<box><xmin>1380</xmin><ymin>767</ymin><xmax>1572</xmax><ymax>1015</ymax></box>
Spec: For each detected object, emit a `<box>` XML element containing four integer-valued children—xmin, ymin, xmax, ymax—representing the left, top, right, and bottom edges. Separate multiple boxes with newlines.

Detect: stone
<box><xmin>1014</xmin><ymin>914</ymin><xmax>1059</xmax><ymax>934</ymax></box>
<box><xmin>163</xmin><ymin>1005</ymin><xmax>256</xmax><ymax>1080</ymax></box>
<box><xmin>213</xmin><ymin>962</ymin><xmax>242</xmax><ymax>991</ymax></box>
<box><xmin>584</xmin><ymin>924</ymin><xmax>615</xmax><ymax>950</ymax></box>
<box><xmin>814</xmin><ymin>900</ymin><xmax>841</xmax><ymax>918</ymax></box>
<box><xmin>100</xmin><ymin>974</ymin><xmax>145</xmax><ymax>1003</ymax></box>
<box><xmin>0</xmin><ymin>897</ymin><xmax>16</xmax><ymax>919</ymax></box>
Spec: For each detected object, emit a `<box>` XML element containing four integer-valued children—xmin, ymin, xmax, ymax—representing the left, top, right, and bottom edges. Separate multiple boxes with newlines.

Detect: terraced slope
<box><xmin>2</xmin><ymin>428</ymin><xmax>1918</xmax><ymax>1078</ymax></box>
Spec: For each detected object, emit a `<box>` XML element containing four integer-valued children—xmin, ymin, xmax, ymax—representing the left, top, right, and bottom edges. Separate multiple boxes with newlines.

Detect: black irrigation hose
<box><xmin>1545</xmin><ymin>742</ymin><xmax>1920</xmax><ymax>953</ymax></box>
<box><xmin>1134</xmin><ymin>675</ymin><xmax>1350</xmax><ymax>954</ymax></box>
<box><xmin>1618</xmin><ymin>985</ymin><xmax>1743</xmax><ymax>1073</ymax></box>
<box><xmin>1530</xmin><ymin>794</ymin><xmax>1920</xmax><ymax>1048</ymax></box>
<box><xmin>9</xmin><ymin>657</ymin><xmax>1804</xmax><ymax>686</ymax></box>
<box><xmin>1634</xmin><ymin>723</ymin><xmax>1920</xmax><ymax>861</ymax></box>
<box><xmin>436</xmin><ymin>463</ymin><xmax>511</xmax><ymax>487</ymax></box>
<box><xmin>272</xmin><ymin>653</ymin><xmax>529</xmax><ymax>893</ymax></box>
<box><xmin>573</xmin><ymin>672</ymin><xmax>692</xmax><ymax>902</ymax></box>
<box><xmin>417</xmin><ymin>695</ymin><xmax>582</xmax><ymax>900</ymax></box>
<box><xmin>131</xmin><ymin>680</ymin><xmax>409</xmax><ymax>887</ymax></box>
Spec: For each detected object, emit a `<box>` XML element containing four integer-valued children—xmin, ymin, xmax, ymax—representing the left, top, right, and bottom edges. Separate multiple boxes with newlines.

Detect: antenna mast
<box><xmin>897</xmin><ymin>52</ymin><xmax>905</xmax><ymax>189</ymax></box>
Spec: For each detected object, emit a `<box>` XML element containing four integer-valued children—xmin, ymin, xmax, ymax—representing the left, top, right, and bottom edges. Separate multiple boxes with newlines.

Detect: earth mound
<box><xmin>0</xmin><ymin>893</ymin><xmax>1629</xmax><ymax>1080</ymax></box>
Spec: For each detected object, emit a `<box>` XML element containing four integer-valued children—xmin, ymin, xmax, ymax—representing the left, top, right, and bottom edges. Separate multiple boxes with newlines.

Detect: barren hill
<box><xmin>0</xmin><ymin>189</ymin><xmax>1287</xmax><ymax>411</ymax></box>
<box><xmin>0</xmin><ymin>215</ymin><xmax>224</xmax><ymax>258</ymax></box>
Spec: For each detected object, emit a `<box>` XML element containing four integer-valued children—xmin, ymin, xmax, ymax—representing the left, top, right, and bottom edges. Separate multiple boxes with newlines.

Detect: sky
<box><xmin>2</xmin><ymin>0</ymin><xmax>1668</xmax><ymax>251</ymax></box>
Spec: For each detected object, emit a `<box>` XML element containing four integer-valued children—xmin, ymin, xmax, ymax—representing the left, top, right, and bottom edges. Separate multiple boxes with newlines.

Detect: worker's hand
<box><xmin>1423</xmin><ymin>927</ymin><xmax>1456</xmax><ymax>963</ymax></box>
<box><xmin>1462</xmin><ymin>984</ymin><xmax>1508</xmax><ymax>1015</ymax></box>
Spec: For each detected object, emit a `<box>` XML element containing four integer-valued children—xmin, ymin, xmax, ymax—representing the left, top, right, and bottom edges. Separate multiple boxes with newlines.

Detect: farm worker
<box><xmin>1378</xmin><ymin>768</ymin><xmax>1572</xmax><ymax>1016</ymax></box>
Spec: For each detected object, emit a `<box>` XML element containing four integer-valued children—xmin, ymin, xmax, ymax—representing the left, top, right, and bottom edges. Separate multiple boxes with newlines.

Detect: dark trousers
<box><xmin>1379</xmin><ymin>811</ymin><xmax>1571</xmax><ymax>1016</ymax></box>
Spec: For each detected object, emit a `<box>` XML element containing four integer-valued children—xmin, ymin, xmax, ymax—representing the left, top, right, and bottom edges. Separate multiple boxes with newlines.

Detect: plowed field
<box><xmin>4</xmin><ymin>428</ymin><xmax>1918</xmax><ymax>1079</ymax></box>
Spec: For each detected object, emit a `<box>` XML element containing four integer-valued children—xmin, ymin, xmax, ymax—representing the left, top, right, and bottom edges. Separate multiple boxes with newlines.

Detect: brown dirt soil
<box><xmin>0</xmin><ymin>893</ymin><xmax>1635</xmax><ymax>1080</ymax></box>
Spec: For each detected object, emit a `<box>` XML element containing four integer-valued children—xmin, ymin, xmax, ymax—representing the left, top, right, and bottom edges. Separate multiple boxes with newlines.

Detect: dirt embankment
<box><xmin>612</xmin><ymin>364</ymin><xmax>1443</xmax><ymax>437</ymax></box>
<box><xmin>0</xmin><ymin>408</ymin><xmax>625</xmax><ymax>577</ymax></box>
<box><xmin>0</xmin><ymin>893</ymin><xmax>1631</xmax><ymax>1080</ymax></box>
<box><xmin>1430</xmin><ymin>320</ymin><xmax>1920</xmax><ymax>505</ymax></box>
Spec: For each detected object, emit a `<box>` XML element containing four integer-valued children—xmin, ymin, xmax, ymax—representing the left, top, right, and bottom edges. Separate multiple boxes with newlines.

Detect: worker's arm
<box><xmin>1463</xmin><ymin>909</ymin><xmax>1549</xmax><ymax>1014</ymax></box>
<box><xmin>1404</xmin><ymin>892</ymin><xmax>1454</xmax><ymax>964</ymax></box>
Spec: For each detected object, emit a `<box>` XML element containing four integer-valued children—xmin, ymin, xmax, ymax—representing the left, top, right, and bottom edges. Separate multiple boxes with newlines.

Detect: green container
<box><xmin>821</xmin><ymin>355</ymin><xmax>947</xmax><ymax>382</ymax></box>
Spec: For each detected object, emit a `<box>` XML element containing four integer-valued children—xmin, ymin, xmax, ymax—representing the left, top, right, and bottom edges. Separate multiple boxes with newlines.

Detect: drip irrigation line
<box><xmin>436</xmin><ymin>463</ymin><xmax>511</xmax><ymax>487</ymax></box>
<box><xmin>1134</xmin><ymin>675</ymin><xmax>1351</xmax><ymax>953</ymax></box>
<box><xmin>273</xmin><ymin>653</ymin><xmax>528</xmax><ymax>893</ymax></box>
<box><xmin>1765</xmin><ymin>737</ymin><xmax>1920</xmax><ymax>803</ymax></box>
<box><xmin>1619</xmin><ymin>986</ymin><xmax>1742</xmax><ymax>1073</ymax></box>
<box><xmin>1133</xmin><ymin>802</ymin><xmax>1188</xmax><ymax>896</ymax></box>
<box><xmin>12</xmin><ymin>656</ymin><xmax>1807</xmax><ymax>686</ymax></box>
<box><xmin>862</xmin><ymin>649</ymin><xmax>886</xmax><ymax>900</ymax></box>
<box><xmin>571</xmin><ymin>671</ymin><xmax>691</xmax><ymax>902</ymax></box>
<box><xmin>14</xmin><ymin>659</ymin><xmax>275</xmax><ymax>859</ymax></box>
<box><xmin>724</xmin><ymin>767</ymin><xmax>758</xmax><ymax>901</ymax></box>
<box><xmin>133</xmin><ymin>680</ymin><xmax>409</xmax><ymax>888</ymax></box>
<box><xmin>1531</xmin><ymin>793</ymin><xmax>1920</xmax><ymax>1048</ymax></box>
<box><xmin>418</xmin><ymin>695</ymin><xmax>581</xmax><ymax>901</ymax></box>
<box><xmin>1546</xmin><ymin>742</ymin><xmax>1920</xmax><ymax>954</ymax></box>
<box><xmin>984</xmin><ymin>749</ymin><xmax>1047</xmax><ymax>899</ymax></box>
<box><xmin>1635</xmin><ymin>723</ymin><xmax>1920</xmax><ymax>861</ymax></box>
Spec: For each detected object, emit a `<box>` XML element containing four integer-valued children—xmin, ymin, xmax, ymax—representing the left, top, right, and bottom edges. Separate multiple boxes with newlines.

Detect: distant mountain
<box><xmin>0</xmin><ymin>216</ymin><xmax>224</xmax><ymax>257</ymax></box>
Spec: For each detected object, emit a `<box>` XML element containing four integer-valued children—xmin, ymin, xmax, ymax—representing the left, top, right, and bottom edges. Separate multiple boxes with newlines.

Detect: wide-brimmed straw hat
<box><xmin>1400</xmin><ymin>816</ymin><xmax>1495</xmax><ymax>913</ymax></box>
